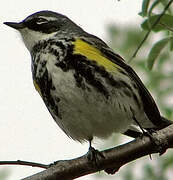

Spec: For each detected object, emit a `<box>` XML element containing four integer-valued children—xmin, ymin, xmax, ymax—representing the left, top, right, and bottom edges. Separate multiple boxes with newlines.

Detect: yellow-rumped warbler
<box><xmin>4</xmin><ymin>11</ymin><xmax>172</xmax><ymax>156</ymax></box>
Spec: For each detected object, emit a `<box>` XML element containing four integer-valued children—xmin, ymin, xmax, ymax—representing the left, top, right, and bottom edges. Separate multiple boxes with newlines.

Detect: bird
<box><xmin>4</xmin><ymin>10</ymin><xmax>172</xmax><ymax>159</ymax></box>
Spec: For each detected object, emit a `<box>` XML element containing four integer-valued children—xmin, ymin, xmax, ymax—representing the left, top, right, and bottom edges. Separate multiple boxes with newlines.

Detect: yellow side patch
<box><xmin>33</xmin><ymin>80</ymin><xmax>42</xmax><ymax>97</ymax></box>
<box><xmin>72</xmin><ymin>39</ymin><xmax>118</xmax><ymax>71</ymax></box>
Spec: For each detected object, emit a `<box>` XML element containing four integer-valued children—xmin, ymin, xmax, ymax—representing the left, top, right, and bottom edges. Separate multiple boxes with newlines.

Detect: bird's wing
<box><xmin>100</xmin><ymin>47</ymin><xmax>163</xmax><ymax>127</ymax></box>
<box><xmin>78</xmin><ymin>35</ymin><xmax>171</xmax><ymax>129</ymax></box>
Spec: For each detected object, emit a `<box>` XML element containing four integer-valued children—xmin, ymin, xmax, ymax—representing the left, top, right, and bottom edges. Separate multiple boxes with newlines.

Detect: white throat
<box><xmin>19</xmin><ymin>28</ymin><xmax>57</xmax><ymax>52</ymax></box>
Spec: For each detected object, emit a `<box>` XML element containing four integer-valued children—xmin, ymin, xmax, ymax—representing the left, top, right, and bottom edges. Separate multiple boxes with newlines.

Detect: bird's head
<box><xmin>4</xmin><ymin>10</ymin><xmax>82</xmax><ymax>51</ymax></box>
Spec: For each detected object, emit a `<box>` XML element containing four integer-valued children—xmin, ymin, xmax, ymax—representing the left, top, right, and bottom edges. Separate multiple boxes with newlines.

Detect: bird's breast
<box><xmin>45</xmin><ymin>59</ymin><xmax>134</xmax><ymax>142</ymax></box>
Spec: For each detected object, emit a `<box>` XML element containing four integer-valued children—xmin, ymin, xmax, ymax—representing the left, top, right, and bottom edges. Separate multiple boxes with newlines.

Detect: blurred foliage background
<box><xmin>0</xmin><ymin>169</ymin><xmax>10</xmax><ymax>180</ymax></box>
<box><xmin>94</xmin><ymin>0</ymin><xmax>173</xmax><ymax>179</ymax></box>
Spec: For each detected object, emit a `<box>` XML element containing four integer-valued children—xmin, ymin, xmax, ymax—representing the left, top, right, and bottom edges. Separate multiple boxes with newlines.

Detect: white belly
<box><xmin>49</xmin><ymin>67</ymin><xmax>134</xmax><ymax>142</ymax></box>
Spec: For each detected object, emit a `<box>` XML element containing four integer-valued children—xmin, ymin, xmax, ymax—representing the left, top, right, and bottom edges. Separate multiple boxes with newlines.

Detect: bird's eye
<box><xmin>23</xmin><ymin>16</ymin><xmax>57</xmax><ymax>33</ymax></box>
<box><xmin>36</xmin><ymin>18</ymin><xmax>48</xmax><ymax>25</ymax></box>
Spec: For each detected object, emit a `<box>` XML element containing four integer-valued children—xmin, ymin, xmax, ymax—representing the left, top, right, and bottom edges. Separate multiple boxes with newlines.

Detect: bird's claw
<box><xmin>87</xmin><ymin>146</ymin><xmax>105</xmax><ymax>168</ymax></box>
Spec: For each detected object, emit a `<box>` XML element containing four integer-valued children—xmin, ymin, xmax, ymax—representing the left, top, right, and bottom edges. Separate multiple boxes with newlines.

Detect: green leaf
<box><xmin>141</xmin><ymin>14</ymin><xmax>173</xmax><ymax>32</ymax></box>
<box><xmin>147</xmin><ymin>37</ymin><xmax>173</xmax><ymax>70</ymax></box>
<box><xmin>148</xmin><ymin>0</ymin><xmax>172</xmax><ymax>15</ymax></box>
<box><xmin>139</xmin><ymin>0</ymin><xmax>150</xmax><ymax>17</ymax></box>
<box><xmin>148</xmin><ymin>0</ymin><xmax>161</xmax><ymax>17</ymax></box>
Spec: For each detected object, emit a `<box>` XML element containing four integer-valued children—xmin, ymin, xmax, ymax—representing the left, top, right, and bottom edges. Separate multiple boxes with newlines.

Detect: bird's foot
<box><xmin>87</xmin><ymin>146</ymin><xmax>105</xmax><ymax>168</ymax></box>
<box><xmin>145</xmin><ymin>129</ymin><xmax>169</xmax><ymax>155</ymax></box>
<box><xmin>133</xmin><ymin>118</ymin><xmax>168</xmax><ymax>155</ymax></box>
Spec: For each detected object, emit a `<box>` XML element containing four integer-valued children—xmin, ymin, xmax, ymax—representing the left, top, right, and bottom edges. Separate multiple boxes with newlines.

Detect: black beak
<box><xmin>4</xmin><ymin>22</ymin><xmax>25</xmax><ymax>30</ymax></box>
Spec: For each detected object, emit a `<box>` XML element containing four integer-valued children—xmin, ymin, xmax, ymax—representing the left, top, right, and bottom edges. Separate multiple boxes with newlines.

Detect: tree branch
<box><xmin>0</xmin><ymin>160</ymin><xmax>49</xmax><ymax>169</ymax></box>
<box><xmin>22</xmin><ymin>124</ymin><xmax>173</xmax><ymax>180</ymax></box>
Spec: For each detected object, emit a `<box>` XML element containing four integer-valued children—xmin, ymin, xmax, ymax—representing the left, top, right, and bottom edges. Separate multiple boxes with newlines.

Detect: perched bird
<box><xmin>4</xmin><ymin>11</ymin><xmax>172</xmax><ymax>156</ymax></box>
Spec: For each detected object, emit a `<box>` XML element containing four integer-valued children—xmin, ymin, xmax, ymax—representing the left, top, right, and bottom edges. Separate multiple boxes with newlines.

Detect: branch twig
<box><xmin>129</xmin><ymin>0</ymin><xmax>173</xmax><ymax>62</ymax></box>
<box><xmin>160</xmin><ymin>22</ymin><xmax>173</xmax><ymax>32</ymax></box>
<box><xmin>0</xmin><ymin>160</ymin><xmax>49</xmax><ymax>169</ymax></box>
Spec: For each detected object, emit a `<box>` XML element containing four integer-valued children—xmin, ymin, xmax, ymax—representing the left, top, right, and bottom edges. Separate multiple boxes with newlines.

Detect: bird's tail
<box><xmin>124</xmin><ymin>116</ymin><xmax>172</xmax><ymax>138</ymax></box>
<box><xmin>156</xmin><ymin>116</ymin><xmax>173</xmax><ymax>130</ymax></box>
